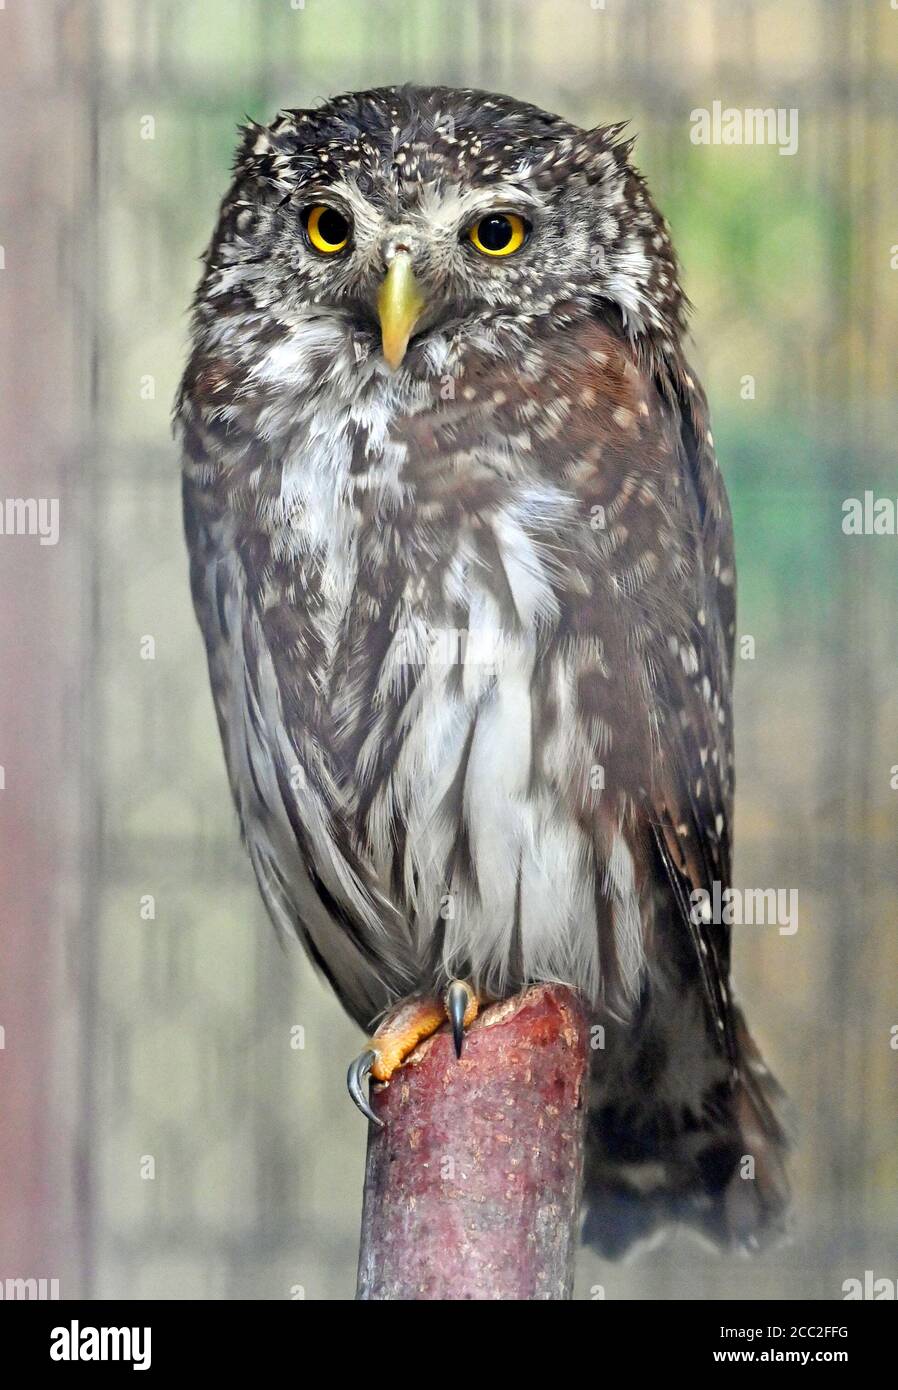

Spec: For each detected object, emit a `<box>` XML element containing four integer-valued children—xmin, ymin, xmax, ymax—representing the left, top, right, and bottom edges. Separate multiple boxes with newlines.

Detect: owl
<box><xmin>175</xmin><ymin>85</ymin><xmax>788</xmax><ymax>1255</ymax></box>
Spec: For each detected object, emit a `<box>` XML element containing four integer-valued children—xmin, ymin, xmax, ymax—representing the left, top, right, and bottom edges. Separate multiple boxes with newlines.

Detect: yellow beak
<box><xmin>377</xmin><ymin>253</ymin><xmax>426</xmax><ymax>370</ymax></box>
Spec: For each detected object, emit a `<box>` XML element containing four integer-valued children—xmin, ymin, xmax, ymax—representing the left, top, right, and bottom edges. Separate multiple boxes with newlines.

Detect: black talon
<box><xmin>447</xmin><ymin>981</ymin><xmax>469</xmax><ymax>1059</ymax></box>
<box><xmin>347</xmin><ymin>1048</ymin><xmax>383</xmax><ymax>1127</ymax></box>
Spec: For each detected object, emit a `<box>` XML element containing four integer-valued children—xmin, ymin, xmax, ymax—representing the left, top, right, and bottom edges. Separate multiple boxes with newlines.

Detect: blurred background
<box><xmin>1</xmin><ymin>0</ymin><xmax>896</xmax><ymax>1300</ymax></box>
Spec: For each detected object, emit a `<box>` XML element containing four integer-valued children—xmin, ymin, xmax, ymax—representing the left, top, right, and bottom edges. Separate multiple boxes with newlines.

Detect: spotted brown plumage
<box><xmin>175</xmin><ymin>84</ymin><xmax>788</xmax><ymax>1253</ymax></box>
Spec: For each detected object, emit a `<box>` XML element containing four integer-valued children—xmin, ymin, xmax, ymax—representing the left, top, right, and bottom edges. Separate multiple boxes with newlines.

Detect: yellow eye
<box><xmin>468</xmin><ymin>212</ymin><xmax>528</xmax><ymax>257</ymax></box>
<box><xmin>304</xmin><ymin>204</ymin><xmax>350</xmax><ymax>254</ymax></box>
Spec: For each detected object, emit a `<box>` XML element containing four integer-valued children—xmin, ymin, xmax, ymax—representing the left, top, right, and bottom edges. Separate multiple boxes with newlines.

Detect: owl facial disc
<box><xmin>377</xmin><ymin>251</ymin><xmax>426</xmax><ymax>370</ymax></box>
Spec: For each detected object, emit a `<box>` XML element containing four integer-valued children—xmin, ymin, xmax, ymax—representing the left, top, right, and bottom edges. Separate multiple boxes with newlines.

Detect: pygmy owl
<box><xmin>175</xmin><ymin>85</ymin><xmax>787</xmax><ymax>1255</ymax></box>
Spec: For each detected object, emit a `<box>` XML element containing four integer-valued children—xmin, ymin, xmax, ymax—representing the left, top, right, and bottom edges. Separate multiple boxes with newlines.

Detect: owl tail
<box><xmin>580</xmin><ymin>1000</ymin><xmax>790</xmax><ymax>1259</ymax></box>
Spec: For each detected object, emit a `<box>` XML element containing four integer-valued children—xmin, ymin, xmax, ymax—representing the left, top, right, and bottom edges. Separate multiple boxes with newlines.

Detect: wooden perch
<box><xmin>356</xmin><ymin>984</ymin><xmax>590</xmax><ymax>1301</ymax></box>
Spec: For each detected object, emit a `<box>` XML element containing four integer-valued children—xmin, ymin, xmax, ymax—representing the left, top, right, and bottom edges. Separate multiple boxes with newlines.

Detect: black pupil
<box><xmin>478</xmin><ymin>215</ymin><xmax>513</xmax><ymax>251</ymax></box>
<box><xmin>316</xmin><ymin>207</ymin><xmax>348</xmax><ymax>245</ymax></box>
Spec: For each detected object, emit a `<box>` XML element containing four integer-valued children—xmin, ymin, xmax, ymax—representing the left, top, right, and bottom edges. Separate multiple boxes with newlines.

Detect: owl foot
<box><xmin>347</xmin><ymin>983</ymin><xmax>480</xmax><ymax>1125</ymax></box>
<box><xmin>445</xmin><ymin>979</ymin><xmax>478</xmax><ymax>1058</ymax></box>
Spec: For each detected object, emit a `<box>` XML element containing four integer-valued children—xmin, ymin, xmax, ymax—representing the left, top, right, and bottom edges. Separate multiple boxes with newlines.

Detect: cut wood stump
<box><xmin>356</xmin><ymin>983</ymin><xmax>591</xmax><ymax>1301</ymax></box>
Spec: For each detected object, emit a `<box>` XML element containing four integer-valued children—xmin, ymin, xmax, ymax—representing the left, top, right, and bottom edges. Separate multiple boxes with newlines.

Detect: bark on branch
<box><xmin>356</xmin><ymin>984</ymin><xmax>590</xmax><ymax>1301</ymax></box>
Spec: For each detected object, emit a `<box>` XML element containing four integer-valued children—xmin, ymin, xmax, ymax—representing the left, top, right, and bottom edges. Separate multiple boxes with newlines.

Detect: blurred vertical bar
<box><xmin>0</xmin><ymin>0</ymin><xmax>89</xmax><ymax>1292</ymax></box>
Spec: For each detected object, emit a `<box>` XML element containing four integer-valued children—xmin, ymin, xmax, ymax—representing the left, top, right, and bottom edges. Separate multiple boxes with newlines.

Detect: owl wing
<box><xmin>587</xmin><ymin>332</ymin><xmax>738</xmax><ymax>1055</ymax></box>
<box><xmin>646</xmin><ymin>368</ymin><xmax>739</xmax><ymax>1062</ymax></box>
<box><xmin>182</xmin><ymin>471</ymin><xmax>417</xmax><ymax>1028</ymax></box>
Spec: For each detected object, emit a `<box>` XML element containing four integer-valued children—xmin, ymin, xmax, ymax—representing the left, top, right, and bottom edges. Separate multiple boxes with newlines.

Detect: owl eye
<box><xmin>467</xmin><ymin>212</ymin><xmax>528</xmax><ymax>258</ymax></box>
<box><xmin>303</xmin><ymin>204</ymin><xmax>351</xmax><ymax>254</ymax></box>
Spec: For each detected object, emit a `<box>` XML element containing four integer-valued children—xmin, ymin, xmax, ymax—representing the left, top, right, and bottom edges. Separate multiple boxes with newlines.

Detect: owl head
<box><xmin>197</xmin><ymin>85</ymin><xmax>687</xmax><ymax>376</ymax></box>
